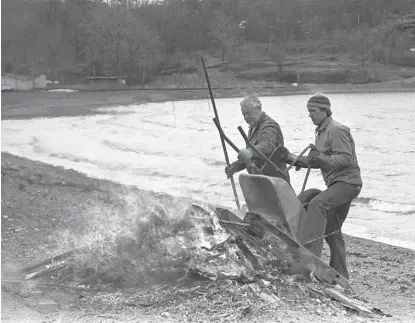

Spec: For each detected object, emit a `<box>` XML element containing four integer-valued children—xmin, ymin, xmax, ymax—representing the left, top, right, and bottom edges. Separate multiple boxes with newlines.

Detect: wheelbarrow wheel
<box><xmin>298</xmin><ymin>188</ymin><xmax>322</xmax><ymax>211</ymax></box>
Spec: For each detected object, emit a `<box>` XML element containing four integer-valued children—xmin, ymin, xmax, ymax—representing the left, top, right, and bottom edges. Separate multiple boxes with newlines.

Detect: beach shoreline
<box><xmin>2</xmin><ymin>82</ymin><xmax>414</xmax><ymax>121</ymax></box>
<box><xmin>2</xmin><ymin>152</ymin><xmax>415</xmax><ymax>322</ymax></box>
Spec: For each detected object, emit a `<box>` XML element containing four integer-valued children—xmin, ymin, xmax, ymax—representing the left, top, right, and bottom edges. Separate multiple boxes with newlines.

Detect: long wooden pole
<box><xmin>201</xmin><ymin>56</ymin><xmax>240</xmax><ymax>210</ymax></box>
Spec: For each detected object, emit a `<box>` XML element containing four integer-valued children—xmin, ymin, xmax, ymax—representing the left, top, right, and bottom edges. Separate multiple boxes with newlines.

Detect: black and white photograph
<box><xmin>1</xmin><ymin>0</ymin><xmax>415</xmax><ymax>322</ymax></box>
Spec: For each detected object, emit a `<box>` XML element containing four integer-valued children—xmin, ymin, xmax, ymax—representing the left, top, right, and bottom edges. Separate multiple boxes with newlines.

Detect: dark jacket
<box><xmin>314</xmin><ymin>117</ymin><xmax>362</xmax><ymax>187</ymax></box>
<box><xmin>232</xmin><ymin>112</ymin><xmax>288</xmax><ymax>178</ymax></box>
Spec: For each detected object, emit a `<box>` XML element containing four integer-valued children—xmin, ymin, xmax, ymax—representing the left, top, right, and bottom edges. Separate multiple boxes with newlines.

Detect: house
<box><xmin>1</xmin><ymin>73</ymin><xmax>47</xmax><ymax>91</ymax></box>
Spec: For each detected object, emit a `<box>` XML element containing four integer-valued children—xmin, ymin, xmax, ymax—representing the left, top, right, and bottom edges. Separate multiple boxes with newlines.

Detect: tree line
<box><xmin>2</xmin><ymin>0</ymin><xmax>414</xmax><ymax>84</ymax></box>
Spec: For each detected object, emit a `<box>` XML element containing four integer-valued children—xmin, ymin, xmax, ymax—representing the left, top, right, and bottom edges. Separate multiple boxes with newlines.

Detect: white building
<box><xmin>1</xmin><ymin>73</ymin><xmax>47</xmax><ymax>91</ymax></box>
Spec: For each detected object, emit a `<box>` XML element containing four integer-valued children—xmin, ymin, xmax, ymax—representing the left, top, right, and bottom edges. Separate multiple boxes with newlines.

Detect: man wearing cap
<box><xmin>225</xmin><ymin>93</ymin><xmax>289</xmax><ymax>182</ymax></box>
<box><xmin>284</xmin><ymin>93</ymin><xmax>362</xmax><ymax>279</ymax></box>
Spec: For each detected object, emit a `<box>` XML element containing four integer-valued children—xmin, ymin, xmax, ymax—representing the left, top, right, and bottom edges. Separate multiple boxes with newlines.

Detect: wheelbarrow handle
<box><xmin>237</xmin><ymin>126</ymin><xmax>285</xmax><ymax>177</ymax></box>
<box><xmin>300</xmin><ymin>166</ymin><xmax>311</xmax><ymax>194</ymax></box>
<box><xmin>284</xmin><ymin>144</ymin><xmax>313</xmax><ymax>174</ymax></box>
<box><xmin>212</xmin><ymin>118</ymin><xmax>263</xmax><ymax>175</ymax></box>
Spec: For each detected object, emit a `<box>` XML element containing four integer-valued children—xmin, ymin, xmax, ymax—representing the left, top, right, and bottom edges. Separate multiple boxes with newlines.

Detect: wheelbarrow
<box><xmin>209</xmin><ymin>120</ymin><xmax>351</xmax><ymax>290</ymax></box>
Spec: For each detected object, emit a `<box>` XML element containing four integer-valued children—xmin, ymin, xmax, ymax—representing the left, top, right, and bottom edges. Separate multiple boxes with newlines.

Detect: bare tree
<box><xmin>210</xmin><ymin>11</ymin><xmax>240</xmax><ymax>62</ymax></box>
<box><xmin>84</xmin><ymin>5</ymin><xmax>129</xmax><ymax>75</ymax></box>
<box><xmin>123</xmin><ymin>18</ymin><xmax>163</xmax><ymax>86</ymax></box>
<box><xmin>349</xmin><ymin>29</ymin><xmax>373</xmax><ymax>82</ymax></box>
<box><xmin>85</xmin><ymin>6</ymin><xmax>162</xmax><ymax>82</ymax></box>
<box><xmin>270</xmin><ymin>47</ymin><xmax>286</xmax><ymax>73</ymax></box>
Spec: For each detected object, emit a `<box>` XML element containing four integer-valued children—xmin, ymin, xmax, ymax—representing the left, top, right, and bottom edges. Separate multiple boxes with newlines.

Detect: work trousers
<box><xmin>300</xmin><ymin>181</ymin><xmax>361</xmax><ymax>280</ymax></box>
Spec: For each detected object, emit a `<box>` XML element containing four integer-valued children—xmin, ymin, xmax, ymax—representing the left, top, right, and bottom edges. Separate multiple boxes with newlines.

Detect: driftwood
<box><xmin>2</xmin><ymin>279</ymin><xmax>99</xmax><ymax>292</ymax></box>
<box><xmin>20</xmin><ymin>247</ymin><xmax>81</xmax><ymax>274</ymax></box>
<box><xmin>25</xmin><ymin>262</ymin><xmax>67</xmax><ymax>280</ymax></box>
<box><xmin>325</xmin><ymin>288</ymin><xmax>374</xmax><ymax>316</ymax></box>
<box><xmin>248</xmin><ymin>283</ymin><xmax>281</xmax><ymax>304</ymax></box>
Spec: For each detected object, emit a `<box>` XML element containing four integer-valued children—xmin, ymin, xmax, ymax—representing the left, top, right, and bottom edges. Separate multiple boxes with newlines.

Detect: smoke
<box><xmin>54</xmin><ymin>190</ymin><xmax>222</xmax><ymax>287</ymax></box>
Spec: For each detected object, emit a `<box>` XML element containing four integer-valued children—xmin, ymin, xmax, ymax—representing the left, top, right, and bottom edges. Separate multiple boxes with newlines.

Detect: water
<box><xmin>2</xmin><ymin>92</ymin><xmax>415</xmax><ymax>249</ymax></box>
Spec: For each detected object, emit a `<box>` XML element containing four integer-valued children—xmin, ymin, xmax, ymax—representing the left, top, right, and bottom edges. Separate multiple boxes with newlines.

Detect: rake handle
<box><xmin>202</xmin><ymin>56</ymin><xmax>240</xmax><ymax>210</ymax></box>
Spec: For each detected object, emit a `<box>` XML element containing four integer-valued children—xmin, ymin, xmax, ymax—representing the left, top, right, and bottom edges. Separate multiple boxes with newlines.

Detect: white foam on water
<box><xmin>2</xmin><ymin>93</ymin><xmax>415</xmax><ymax>251</ymax></box>
<box><xmin>353</xmin><ymin>198</ymin><xmax>415</xmax><ymax>215</ymax></box>
<box><xmin>367</xmin><ymin>199</ymin><xmax>415</xmax><ymax>214</ymax></box>
<box><xmin>47</xmin><ymin>89</ymin><xmax>79</xmax><ymax>92</ymax></box>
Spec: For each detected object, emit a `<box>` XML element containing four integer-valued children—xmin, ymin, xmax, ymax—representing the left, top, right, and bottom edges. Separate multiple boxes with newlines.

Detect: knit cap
<box><xmin>307</xmin><ymin>93</ymin><xmax>331</xmax><ymax>112</ymax></box>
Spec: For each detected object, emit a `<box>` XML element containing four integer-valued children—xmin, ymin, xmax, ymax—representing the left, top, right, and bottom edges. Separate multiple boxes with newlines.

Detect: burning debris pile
<box><xmin>19</xmin><ymin>199</ymin><xmax>266</xmax><ymax>289</ymax></box>
<box><xmin>12</xmin><ymin>194</ymin><xmax>386</xmax><ymax>321</ymax></box>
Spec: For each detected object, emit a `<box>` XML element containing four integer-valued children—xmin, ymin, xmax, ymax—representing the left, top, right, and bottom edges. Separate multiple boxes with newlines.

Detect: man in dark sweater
<box><xmin>225</xmin><ymin>93</ymin><xmax>289</xmax><ymax>181</ymax></box>
<box><xmin>285</xmin><ymin>93</ymin><xmax>363</xmax><ymax>279</ymax></box>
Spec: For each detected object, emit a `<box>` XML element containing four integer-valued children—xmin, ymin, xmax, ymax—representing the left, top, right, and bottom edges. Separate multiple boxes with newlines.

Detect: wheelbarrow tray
<box><xmin>216</xmin><ymin>207</ymin><xmax>351</xmax><ymax>290</ymax></box>
<box><xmin>215</xmin><ymin>173</ymin><xmax>352</xmax><ymax>291</ymax></box>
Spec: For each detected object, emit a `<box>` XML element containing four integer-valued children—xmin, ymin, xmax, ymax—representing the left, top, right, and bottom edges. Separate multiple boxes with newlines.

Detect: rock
<box><xmin>400</xmin><ymin>285</ymin><xmax>408</xmax><ymax>292</ymax></box>
<box><xmin>161</xmin><ymin>312</ymin><xmax>170</xmax><ymax>318</ymax></box>
<box><xmin>37</xmin><ymin>300</ymin><xmax>59</xmax><ymax>313</ymax></box>
<box><xmin>397</xmin><ymin>278</ymin><xmax>412</xmax><ymax>286</ymax></box>
<box><xmin>382</xmin><ymin>275</ymin><xmax>396</xmax><ymax>283</ymax></box>
<box><xmin>261</xmin><ymin>279</ymin><xmax>271</xmax><ymax>286</ymax></box>
<box><xmin>258</xmin><ymin>290</ymin><xmax>280</xmax><ymax>304</ymax></box>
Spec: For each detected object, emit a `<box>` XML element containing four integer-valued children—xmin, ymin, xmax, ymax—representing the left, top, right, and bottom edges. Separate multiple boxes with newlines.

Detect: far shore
<box><xmin>2</xmin><ymin>81</ymin><xmax>414</xmax><ymax>120</ymax></box>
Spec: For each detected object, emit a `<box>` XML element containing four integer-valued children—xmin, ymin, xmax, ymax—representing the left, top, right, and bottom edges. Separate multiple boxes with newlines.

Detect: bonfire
<box><xmin>8</xmin><ymin>184</ymin><xmax>385</xmax><ymax>322</ymax></box>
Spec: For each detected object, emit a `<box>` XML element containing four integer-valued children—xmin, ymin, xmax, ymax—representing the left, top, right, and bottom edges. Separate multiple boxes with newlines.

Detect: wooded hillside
<box><xmin>2</xmin><ymin>0</ymin><xmax>415</xmax><ymax>85</ymax></box>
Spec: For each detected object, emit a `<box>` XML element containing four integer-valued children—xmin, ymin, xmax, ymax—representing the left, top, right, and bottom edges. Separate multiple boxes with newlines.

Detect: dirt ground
<box><xmin>1</xmin><ymin>152</ymin><xmax>415</xmax><ymax>323</ymax></box>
